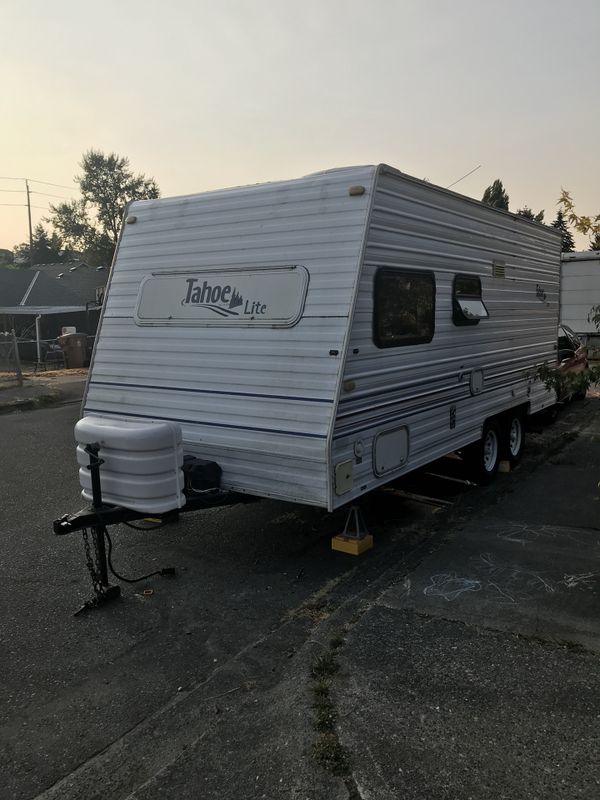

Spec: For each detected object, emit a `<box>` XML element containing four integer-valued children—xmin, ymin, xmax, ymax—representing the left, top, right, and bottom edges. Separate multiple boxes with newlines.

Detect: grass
<box><xmin>309</xmin><ymin>629</ymin><xmax>352</xmax><ymax>778</ymax></box>
<box><xmin>310</xmin><ymin>651</ymin><xmax>339</xmax><ymax>680</ymax></box>
<box><xmin>312</xmin><ymin>732</ymin><xmax>350</xmax><ymax>776</ymax></box>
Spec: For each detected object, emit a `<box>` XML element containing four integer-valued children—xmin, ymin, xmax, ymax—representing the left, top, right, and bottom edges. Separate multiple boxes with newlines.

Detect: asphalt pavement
<box><xmin>336</xmin><ymin>410</ymin><xmax>600</xmax><ymax>799</ymax></box>
<box><xmin>1</xmin><ymin>399</ymin><xmax>599</xmax><ymax>799</ymax></box>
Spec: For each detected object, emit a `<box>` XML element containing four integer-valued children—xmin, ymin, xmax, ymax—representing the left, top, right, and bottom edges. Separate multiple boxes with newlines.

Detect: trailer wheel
<box><xmin>502</xmin><ymin>412</ymin><xmax>525</xmax><ymax>465</ymax></box>
<box><xmin>464</xmin><ymin>420</ymin><xmax>501</xmax><ymax>484</ymax></box>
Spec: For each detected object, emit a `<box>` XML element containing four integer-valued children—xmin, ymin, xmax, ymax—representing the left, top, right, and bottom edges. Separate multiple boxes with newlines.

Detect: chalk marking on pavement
<box><xmin>561</xmin><ymin>572</ymin><xmax>596</xmax><ymax>589</ymax></box>
<box><xmin>423</xmin><ymin>573</ymin><xmax>482</xmax><ymax>602</ymax></box>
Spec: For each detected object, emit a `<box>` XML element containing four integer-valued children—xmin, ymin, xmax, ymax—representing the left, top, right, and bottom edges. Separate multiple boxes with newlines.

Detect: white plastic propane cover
<box><xmin>75</xmin><ymin>415</ymin><xmax>186</xmax><ymax>514</ymax></box>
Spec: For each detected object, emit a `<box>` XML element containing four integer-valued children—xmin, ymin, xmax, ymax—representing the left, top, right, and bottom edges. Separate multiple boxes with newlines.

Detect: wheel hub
<box><xmin>483</xmin><ymin>429</ymin><xmax>498</xmax><ymax>471</ymax></box>
<box><xmin>509</xmin><ymin>418</ymin><xmax>522</xmax><ymax>457</ymax></box>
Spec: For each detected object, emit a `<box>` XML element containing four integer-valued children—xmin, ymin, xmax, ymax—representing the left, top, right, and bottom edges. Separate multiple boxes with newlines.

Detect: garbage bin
<box><xmin>58</xmin><ymin>332</ymin><xmax>87</xmax><ymax>368</ymax></box>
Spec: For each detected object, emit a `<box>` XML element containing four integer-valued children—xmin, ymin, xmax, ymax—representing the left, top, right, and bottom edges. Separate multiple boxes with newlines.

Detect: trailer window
<box><xmin>453</xmin><ymin>274</ymin><xmax>488</xmax><ymax>326</ymax></box>
<box><xmin>374</xmin><ymin>269</ymin><xmax>435</xmax><ymax>348</ymax></box>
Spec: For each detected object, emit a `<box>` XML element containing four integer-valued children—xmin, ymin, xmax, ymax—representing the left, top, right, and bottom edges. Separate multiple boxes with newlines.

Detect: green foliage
<box><xmin>310</xmin><ymin>652</ymin><xmax>339</xmax><ymax>679</ymax></box>
<box><xmin>48</xmin><ymin>199</ymin><xmax>113</xmax><ymax>267</ymax></box>
<box><xmin>551</xmin><ymin>210</ymin><xmax>575</xmax><ymax>253</ymax></box>
<box><xmin>589</xmin><ymin>231</ymin><xmax>600</xmax><ymax>252</ymax></box>
<box><xmin>517</xmin><ymin>206</ymin><xmax>544</xmax><ymax>223</ymax></box>
<box><xmin>13</xmin><ymin>224</ymin><xmax>64</xmax><ymax>267</ymax></box>
<box><xmin>47</xmin><ymin>149</ymin><xmax>160</xmax><ymax>266</ymax></box>
<box><xmin>558</xmin><ymin>189</ymin><xmax>600</xmax><ymax>237</ymax></box>
<box><xmin>0</xmin><ymin>248</ymin><xmax>14</xmax><ymax>266</ymax></box>
<box><xmin>312</xmin><ymin>733</ymin><xmax>349</xmax><ymax>776</ymax></box>
<box><xmin>532</xmin><ymin>362</ymin><xmax>599</xmax><ymax>401</ymax></box>
<box><xmin>482</xmin><ymin>179</ymin><xmax>509</xmax><ymax>210</ymax></box>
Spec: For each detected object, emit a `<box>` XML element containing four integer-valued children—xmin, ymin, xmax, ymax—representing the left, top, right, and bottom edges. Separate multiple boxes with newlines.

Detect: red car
<box><xmin>557</xmin><ymin>324</ymin><xmax>588</xmax><ymax>400</ymax></box>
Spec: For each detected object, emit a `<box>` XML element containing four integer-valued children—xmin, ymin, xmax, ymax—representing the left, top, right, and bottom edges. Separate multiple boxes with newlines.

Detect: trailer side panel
<box><xmin>330</xmin><ymin>165</ymin><xmax>561</xmax><ymax>508</ymax></box>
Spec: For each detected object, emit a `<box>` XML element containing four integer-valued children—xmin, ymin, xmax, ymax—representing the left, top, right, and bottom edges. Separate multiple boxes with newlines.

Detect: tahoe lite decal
<box><xmin>135</xmin><ymin>266</ymin><xmax>309</xmax><ymax>327</ymax></box>
<box><xmin>182</xmin><ymin>278</ymin><xmax>265</xmax><ymax>318</ymax></box>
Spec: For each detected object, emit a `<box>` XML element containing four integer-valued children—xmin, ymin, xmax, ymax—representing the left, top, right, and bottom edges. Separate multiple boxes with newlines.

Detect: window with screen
<box><xmin>374</xmin><ymin>269</ymin><xmax>435</xmax><ymax>348</ymax></box>
<box><xmin>453</xmin><ymin>274</ymin><xmax>488</xmax><ymax>326</ymax></box>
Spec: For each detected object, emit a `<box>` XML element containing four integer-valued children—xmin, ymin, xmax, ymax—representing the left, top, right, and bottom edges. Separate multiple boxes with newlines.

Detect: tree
<box><xmin>517</xmin><ymin>206</ymin><xmax>545</xmax><ymax>223</ymax></box>
<box><xmin>0</xmin><ymin>248</ymin><xmax>13</xmax><ymax>266</ymax></box>
<box><xmin>482</xmin><ymin>179</ymin><xmax>509</xmax><ymax>210</ymax></box>
<box><xmin>550</xmin><ymin>210</ymin><xmax>575</xmax><ymax>253</ymax></box>
<box><xmin>13</xmin><ymin>224</ymin><xmax>64</xmax><ymax>267</ymax></box>
<box><xmin>47</xmin><ymin>150</ymin><xmax>160</xmax><ymax>266</ymax></box>
<box><xmin>558</xmin><ymin>189</ymin><xmax>600</xmax><ymax>241</ymax></box>
<box><xmin>589</xmin><ymin>231</ymin><xmax>600</xmax><ymax>252</ymax></box>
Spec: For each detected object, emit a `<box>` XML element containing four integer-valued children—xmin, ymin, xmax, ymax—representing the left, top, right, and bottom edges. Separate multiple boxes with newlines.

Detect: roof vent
<box><xmin>492</xmin><ymin>260</ymin><xmax>506</xmax><ymax>278</ymax></box>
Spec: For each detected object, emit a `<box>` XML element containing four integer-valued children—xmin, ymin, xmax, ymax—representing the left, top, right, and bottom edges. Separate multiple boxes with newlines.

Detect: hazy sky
<box><xmin>1</xmin><ymin>0</ymin><xmax>598</xmax><ymax>249</ymax></box>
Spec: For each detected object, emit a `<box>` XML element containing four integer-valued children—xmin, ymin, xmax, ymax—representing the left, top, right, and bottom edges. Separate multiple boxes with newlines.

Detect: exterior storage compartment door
<box><xmin>373</xmin><ymin>426</ymin><xmax>409</xmax><ymax>476</ymax></box>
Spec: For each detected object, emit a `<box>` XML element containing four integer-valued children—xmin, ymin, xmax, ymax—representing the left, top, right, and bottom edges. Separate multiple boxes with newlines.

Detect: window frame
<box><xmin>373</xmin><ymin>267</ymin><xmax>436</xmax><ymax>349</ymax></box>
<box><xmin>452</xmin><ymin>274</ymin><xmax>488</xmax><ymax>326</ymax></box>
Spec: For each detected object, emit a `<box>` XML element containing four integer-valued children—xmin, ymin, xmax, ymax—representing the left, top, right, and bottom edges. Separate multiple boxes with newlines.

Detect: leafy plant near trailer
<box><xmin>530</xmin><ymin>361</ymin><xmax>600</xmax><ymax>401</ymax></box>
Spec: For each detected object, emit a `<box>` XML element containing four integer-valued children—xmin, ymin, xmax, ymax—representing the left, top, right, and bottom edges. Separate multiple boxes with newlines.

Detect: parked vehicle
<box><xmin>557</xmin><ymin>323</ymin><xmax>588</xmax><ymax>401</ymax></box>
<box><xmin>78</xmin><ymin>164</ymin><xmax>562</xmax><ymax>511</ymax></box>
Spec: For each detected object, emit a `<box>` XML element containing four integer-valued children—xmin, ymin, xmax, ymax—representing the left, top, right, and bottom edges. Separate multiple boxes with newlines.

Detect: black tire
<box><xmin>501</xmin><ymin>412</ymin><xmax>525</xmax><ymax>466</ymax></box>
<box><xmin>463</xmin><ymin>419</ymin><xmax>501</xmax><ymax>485</ymax></box>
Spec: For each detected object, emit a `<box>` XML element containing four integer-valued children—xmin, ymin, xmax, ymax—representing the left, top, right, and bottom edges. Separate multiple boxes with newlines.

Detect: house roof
<box><xmin>0</xmin><ymin>266</ymin><xmax>85</xmax><ymax>312</ymax></box>
<box><xmin>25</xmin><ymin>261</ymin><xmax>109</xmax><ymax>304</ymax></box>
<box><xmin>0</xmin><ymin>305</ymin><xmax>89</xmax><ymax>315</ymax></box>
<box><xmin>0</xmin><ymin>269</ymin><xmax>36</xmax><ymax>306</ymax></box>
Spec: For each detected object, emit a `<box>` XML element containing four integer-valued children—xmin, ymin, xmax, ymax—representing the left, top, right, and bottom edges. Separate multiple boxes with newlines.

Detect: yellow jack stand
<box><xmin>331</xmin><ymin>506</ymin><xmax>373</xmax><ymax>555</ymax></box>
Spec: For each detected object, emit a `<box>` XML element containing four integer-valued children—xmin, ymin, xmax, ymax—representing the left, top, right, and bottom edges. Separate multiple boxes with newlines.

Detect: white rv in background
<box><xmin>560</xmin><ymin>251</ymin><xmax>600</xmax><ymax>343</ymax></box>
<box><xmin>80</xmin><ymin>164</ymin><xmax>561</xmax><ymax>513</ymax></box>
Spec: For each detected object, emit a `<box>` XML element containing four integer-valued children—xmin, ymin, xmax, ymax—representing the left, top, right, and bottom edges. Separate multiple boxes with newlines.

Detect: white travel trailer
<box><xmin>560</xmin><ymin>251</ymin><xmax>600</xmax><ymax>343</ymax></box>
<box><xmin>80</xmin><ymin>164</ymin><xmax>560</xmax><ymax>513</ymax></box>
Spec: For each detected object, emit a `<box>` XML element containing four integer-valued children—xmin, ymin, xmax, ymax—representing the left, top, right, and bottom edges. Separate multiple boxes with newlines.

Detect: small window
<box><xmin>453</xmin><ymin>274</ymin><xmax>488</xmax><ymax>326</ymax></box>
<box><xmin>374</xmin><ymin>269</ymin><xmax>435</xmax><ymax>348</ymax></box>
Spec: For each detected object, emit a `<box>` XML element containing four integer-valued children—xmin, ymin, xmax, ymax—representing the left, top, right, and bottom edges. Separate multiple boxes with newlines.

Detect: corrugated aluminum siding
<box><xmin>84</xmin><ymin>167</ymin><xmax>376</xmax><ymax>507</ymax></box>
<box><xmin>330</xmin><ymin>165</ymin><xmax>561</xmax><ymax>508</ymax></box>
<box><xmin>560</xmin><ymin>255</ymin><xmax>600</xmax><ymax>334</ymax></box>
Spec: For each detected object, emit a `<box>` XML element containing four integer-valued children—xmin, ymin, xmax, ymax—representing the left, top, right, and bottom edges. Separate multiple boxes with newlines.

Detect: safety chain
<box><xmin>81</xmin><ymin>527</ymin><xmax>105</xmax><ymax>599</ymax></box>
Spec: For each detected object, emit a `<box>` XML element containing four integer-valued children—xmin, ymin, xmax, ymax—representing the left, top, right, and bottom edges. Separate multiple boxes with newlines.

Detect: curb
<box><xmin>0</xmin><ymin>392</ymin><xmax>82</xmax><ymax>415</ymax></box>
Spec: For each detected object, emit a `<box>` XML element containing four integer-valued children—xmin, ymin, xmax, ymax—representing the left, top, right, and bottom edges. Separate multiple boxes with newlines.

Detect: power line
<box><xmin>0</xmin><ymin>188</ymin><xmax>25</xmax><ymax>193</ymax></box>
<box><xmin>0</xmin><ymin>176</ymin><xmax>76</xmax><ymax>189</ymax></box>
<box><xmin>446</xmin><ymin>164</ymin><xmax>482</xmax><ymax>189</ymax></box>
<box><xmin>29</xmin><ymin>178</ymin><xmax>76</xmax><ymax>190</ymax></box>
<box><xmin>31</xmin><ymin>191</ymin><xmax>74</xmax><ymax>199</ymax></box>
<box><xmin>0</xmin><ymin>202</ymin><xmax>49</xmax><ymax>209</ymax></box>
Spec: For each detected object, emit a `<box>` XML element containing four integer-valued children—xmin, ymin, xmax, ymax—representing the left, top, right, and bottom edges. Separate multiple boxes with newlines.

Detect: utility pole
<box><xmin>25</xmin><ymin>178</ymin><xmax>34</xmax><ymax>268</ymax></box>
